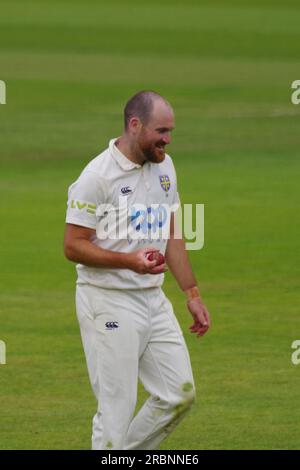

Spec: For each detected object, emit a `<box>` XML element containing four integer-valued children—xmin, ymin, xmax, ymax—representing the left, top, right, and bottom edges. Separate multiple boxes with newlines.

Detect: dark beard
<box><xmin>142</xmin><ymin>144</ymin><xmax>165</xmax><ymax>164</ymax></box>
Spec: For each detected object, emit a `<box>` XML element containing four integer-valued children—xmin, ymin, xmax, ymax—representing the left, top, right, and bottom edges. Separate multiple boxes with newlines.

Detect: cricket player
<box><xmin>64</xmin><ymin>91</ymin><xmax>211</xmax><ymax>450</ymax></box>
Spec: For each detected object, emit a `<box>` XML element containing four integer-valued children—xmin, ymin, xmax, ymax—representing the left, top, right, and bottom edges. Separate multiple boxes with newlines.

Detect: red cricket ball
<box><xmin>146</xmin><ymin>251</ymin><xmax>165</xmax><ymax>265</ymax></box>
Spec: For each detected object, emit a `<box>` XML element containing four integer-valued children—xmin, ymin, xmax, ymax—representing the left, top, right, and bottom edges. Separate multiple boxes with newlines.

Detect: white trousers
<box><xmin>76</xmin><ymin>284</ymin><xmax>196</xmax><ymax>450</ymax></box>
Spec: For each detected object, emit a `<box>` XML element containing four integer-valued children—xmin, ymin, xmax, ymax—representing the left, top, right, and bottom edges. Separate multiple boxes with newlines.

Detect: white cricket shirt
<box><xmin>66</xmin><ymin>138</ymin><xmax>180</xmax><ymax>289</ymax></box>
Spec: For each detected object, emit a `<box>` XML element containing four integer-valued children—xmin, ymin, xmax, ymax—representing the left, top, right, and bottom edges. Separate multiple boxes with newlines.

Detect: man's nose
<box><xmin>162</xmin><ymin>133</ymin><xmax>171</xmax><ymax>145</ymax></box>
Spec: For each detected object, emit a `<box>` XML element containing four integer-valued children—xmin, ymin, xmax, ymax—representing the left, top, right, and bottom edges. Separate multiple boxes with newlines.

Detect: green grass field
<box><xmin>1</xmin><ymin>0</ymin><xmax>300</xmax><ymax>450</ymax></box>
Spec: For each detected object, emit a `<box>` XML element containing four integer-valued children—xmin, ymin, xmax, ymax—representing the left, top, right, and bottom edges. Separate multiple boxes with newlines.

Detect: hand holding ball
<box><xmin>146</xmin><ymin>251</ymin><xmax>165</xmax><ymax>266</ymax></box>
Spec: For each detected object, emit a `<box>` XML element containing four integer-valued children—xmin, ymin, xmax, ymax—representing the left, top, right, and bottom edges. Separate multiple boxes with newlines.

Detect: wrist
<box><xmin>120</xmin><ymin>252</ymin><xmax>134</xmax><ymax>270</ymax></box>
<box><xmin>184</xmin><ymin>286</ymin><xmax>202</xmax><ymax>302</ymax></box>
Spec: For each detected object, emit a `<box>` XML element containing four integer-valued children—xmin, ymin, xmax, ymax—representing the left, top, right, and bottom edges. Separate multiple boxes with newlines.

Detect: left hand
<box><xmin>187</xmin><ymin>298</ymin><xmax>211</xmax><ymax>337</ymax></box>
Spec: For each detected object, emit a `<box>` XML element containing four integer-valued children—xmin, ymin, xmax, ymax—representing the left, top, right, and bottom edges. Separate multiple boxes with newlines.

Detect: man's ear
<box><xmin>129</xmin><ymin>117</ymin><xmax>142</xmax><ymax>134</ymax></box>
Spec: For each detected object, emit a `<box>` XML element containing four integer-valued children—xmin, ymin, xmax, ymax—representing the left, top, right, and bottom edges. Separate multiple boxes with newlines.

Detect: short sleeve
<box><xmin>170</xmin><ymin>163</ymin><xmax>181</xmax><ymax>212</ymax></box>
<box><xmin>65</xmin><ymin>170</ymin><xmax>107</xmax><ymax>229</ymax></box>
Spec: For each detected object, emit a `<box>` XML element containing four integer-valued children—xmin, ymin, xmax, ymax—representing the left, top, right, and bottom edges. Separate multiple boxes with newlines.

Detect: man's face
<box><xmin>137</xmin><ymin>101</ymin><xmax>175</xmax><ymax>164</ymax></box>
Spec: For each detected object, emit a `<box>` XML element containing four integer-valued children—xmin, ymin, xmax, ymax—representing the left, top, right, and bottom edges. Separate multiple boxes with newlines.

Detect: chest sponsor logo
<box><xmin>130</xmin><ymin>205</ymin><xmax>168</xmax><ymax>234</ymax></box>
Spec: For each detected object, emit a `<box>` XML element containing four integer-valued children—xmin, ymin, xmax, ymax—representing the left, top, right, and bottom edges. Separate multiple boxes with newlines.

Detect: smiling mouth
<box><xmin>156</xmin><ymin>145</ymin><xmax>165</xmax><ymax>151</ymax></box>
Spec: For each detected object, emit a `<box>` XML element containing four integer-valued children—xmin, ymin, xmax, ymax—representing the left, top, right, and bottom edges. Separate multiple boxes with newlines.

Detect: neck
<box><xmin>115</xmin><ymin>135</ymin><xmax>146</xmax><ymax>166</ymax></box>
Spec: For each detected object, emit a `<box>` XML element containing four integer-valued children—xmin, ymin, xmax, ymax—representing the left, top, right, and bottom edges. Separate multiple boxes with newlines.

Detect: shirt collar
<box><xmin>109</xmin><ymin>138</ymin><xmax>142</xmax><ymax>171</ymax></box>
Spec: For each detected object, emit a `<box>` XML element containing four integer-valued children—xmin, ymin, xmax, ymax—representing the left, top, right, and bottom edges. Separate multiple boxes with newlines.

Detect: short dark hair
<box><xmin>124</xmin><ymin>90</ymin><xmax>170</xmax><ymax>130</ymax></box>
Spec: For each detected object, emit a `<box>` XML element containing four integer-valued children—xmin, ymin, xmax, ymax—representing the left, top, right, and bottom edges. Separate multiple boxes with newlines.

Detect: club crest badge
<box><xmin>159</xmin><ymin>175</ymin><xmax>171</xmax><ymax>193</ymax></box>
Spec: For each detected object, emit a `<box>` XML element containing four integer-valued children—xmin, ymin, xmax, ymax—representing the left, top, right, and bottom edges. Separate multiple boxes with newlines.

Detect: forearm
<box><xmin>165</xmin><ymin>236</ymin><xmax>200</xmax><ymax>295</ymax></box>
<box><xmin>166</xmin><ymin>236</ymin><xmax>210</xmax><ymax>335</ymax></box>
<box><xmin>65</xmin><ymin>238</ymin><xmax>130</xmax><ymax>269</ymax></box>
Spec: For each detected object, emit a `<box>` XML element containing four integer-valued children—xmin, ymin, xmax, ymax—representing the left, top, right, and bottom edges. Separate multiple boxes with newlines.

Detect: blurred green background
<box><xmin>0</xmin><ymin>0</ymin><xmax>300</xmax><ymax>449</ymax></box>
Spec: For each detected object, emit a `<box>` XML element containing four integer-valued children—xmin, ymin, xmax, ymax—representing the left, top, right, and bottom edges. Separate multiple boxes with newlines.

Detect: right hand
<box><xmin>127</xmin><ymin>247</ymin><xmax>168</xmax><ymax>275</ymax></box>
